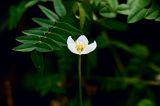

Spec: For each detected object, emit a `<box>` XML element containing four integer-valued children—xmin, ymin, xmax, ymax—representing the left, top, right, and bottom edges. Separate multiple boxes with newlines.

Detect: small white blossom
<box><xmin>67</xmin><ymin>35</ymin><xmax>97</xmax><ymax>55</ymax></box>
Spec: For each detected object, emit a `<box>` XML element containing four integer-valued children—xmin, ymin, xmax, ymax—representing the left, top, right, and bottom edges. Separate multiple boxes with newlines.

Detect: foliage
<box><xmin>3</xmin><ymin>0</ymin><xmax>160</xmax><ymax>106</ymax></box>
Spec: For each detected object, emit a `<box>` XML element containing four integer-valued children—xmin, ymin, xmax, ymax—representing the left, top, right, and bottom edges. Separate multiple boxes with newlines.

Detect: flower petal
<box><xmin>67</xmin><ymin>36</ymin><xmax>79</xmax><ymax>54</ymax></box>
<box><xmin>67</xmin><ymin>36</ymin><xmax>75</xmax><ymax>45</ymax></box>
<box><xmin>81</xmin><ymin>41</ymin><xmax>97</xmax><ymax>54</ymax></box>
<box><xmin>76</xmin><ymin>35</ymin><xmax>88</xmax><ymax>45</ymax></box>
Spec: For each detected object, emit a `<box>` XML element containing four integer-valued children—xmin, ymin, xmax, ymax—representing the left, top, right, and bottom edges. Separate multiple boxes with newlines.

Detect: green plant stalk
<box><xmin>78</xmin><ymin>55</ymin><xmax>83</xmax><ymax>106</ymax></box>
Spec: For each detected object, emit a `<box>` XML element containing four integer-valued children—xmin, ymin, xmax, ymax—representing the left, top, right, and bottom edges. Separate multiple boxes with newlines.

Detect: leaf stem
<box><xmin>78</xmin><ymin>55</ymin><xmax>83</xmax><ymax>106</ymax></box>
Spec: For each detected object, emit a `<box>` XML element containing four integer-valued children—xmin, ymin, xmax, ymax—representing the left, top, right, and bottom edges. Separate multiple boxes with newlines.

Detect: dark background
<box><xmin>1</xmin><ymin>0</ymin><xmax>160</xmax><ymax>106</ymax></box>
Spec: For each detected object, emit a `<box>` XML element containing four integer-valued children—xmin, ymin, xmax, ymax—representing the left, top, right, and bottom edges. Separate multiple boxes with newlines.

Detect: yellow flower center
<box><xmin>75</xmin><ymin>42</ymin><xmax>86</xmax><ymax>53</ymax></box>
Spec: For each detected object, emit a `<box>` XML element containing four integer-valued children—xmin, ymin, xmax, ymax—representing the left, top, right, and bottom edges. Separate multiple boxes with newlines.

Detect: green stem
<box><xmin>78</xmin><ymin>55</ymin><xmax>83</xmax><ymax>106</ymax></box>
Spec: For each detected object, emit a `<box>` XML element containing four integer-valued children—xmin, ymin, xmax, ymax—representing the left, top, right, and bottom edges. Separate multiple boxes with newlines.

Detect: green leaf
<box><xmin>22</xmin><ymin>29</ymin><xmax>45</xmax><ymax>36</ymax></box>
<box><xmin>137</xmin><ymin>99</ymin><xmax>155</xmax><ymax>106</ymax></box>
<box><xmin>107</xmin><ymin>0</ymin><xmax>118</xmax><ymax>10</ymax></box>
<box><xmin>50</xmin><ymin>27</ymin><xmax>75</xmax><ymax>37</ymax></box>
<box><xmin>25</xmin><ymin>0</ymin><xmax>38</xmax><ymax>8</ymax></box>
<box><xmin>100</xmin><ymin>7</ymin><xmax>117</xmax><ymax>18</ymax></box>
<box><xmin>8</xmin><ymin>6</ymin><xmax>18</xmax><ymax>30</ymax></box>
<box><xmin>78</xmin><ymin>2</ymin><xmax>92</xmax><ymax>30</ymax></box>
<box><xmin>127</xmin><ymin>0</ymin><xmax>134</xmax><ymax>5</ymax></box>
<box><xmin>46</xmin><ymin>32</ymin><xmax>66</xmax><ymax>46</ymax></box>
<box><xmin>71</xmin><ymin>1</ymin><xmax>79</xmax><ymax>14</ymax></box>
<box><xmin>56</xmin><ymin>22</ymin><xmax>82</xmax><ymax>35</ymax></box>
<box><xmin>79</xmin><ymin>3</ymin><xmax>86</xmax><ymax>30</ymax></box>
<box><xmin>145</xmin><ymin>2</ymin><xmax>160</xmax><ymax>20</ymax></box>
<box><xmin>8</xmin><ymin>1</ymin><xmax>27</xmax><ymax>30</ymax></box>
<box><xmin>13</xmin><ymin>43</ymin><xmax>35</xmax><ymax>52</ymax></box>
<box><xmin>40</xmin><ymin>36</ymin><xmax>63</xmax><ymax>48</ymax></box>
<box><xmin>31</xmin><ymin>27</ymin><xmax>48</xmax><ymax>32</ymax></box>
<box><xmin>126</xmin><ymin>58</ymin><xmax>143</xmax><ymax>75</ymax></box>
<box><xmin>60</xmin><ymin>16</ymin><xmax>78</xmax><ymax>25</ymax></box>
<box><xmin>13</xmin><ymin>41</ymin><xmax>58</xmax><ymax>52</ymax></box>
<box><xmin>99</xmin><ymin>0</ymin><xmax>118</xmax><ymax>18</ymax></box>
<box><xmin>21</xmin><ymin>29</ymin><xmax>64</xmax><ymax>48</ymax></box>
<box><xmin>35</xmin><ymin>42</ymin><xmax>53</xmax><ymax>52</ymax></box>
<box><xmin>98</xmin><ymin>18</ymin><xmax>128</xmax><ymax>31</ymax></box>
<box><xmin>53</xmin><ymin>0</ymin><xmax>66</xmax><ymax>17</ymax></box>
<box><xmin>131</xmin><ymin>44</ymin><xmax>150</xmax><ymax>59</ymax></box>
<box><xmin>128</xmin><ymin>0</ymin><xmax>151</xmax><ymax>8</ymax></box>
<box><xmin>80</xmin><ymin>2</ymin><xmax>92</xmax><ymax>20</ymax></box>
<box><xmin>38</xmin><ymin>5</ymin><xmax>59</xmax><ymax>22</ymax></box>
<box><xmin>128</xmin><ymin>9</ymin><xmax>148</xmax><ymax>23</ymax></box>
<box><xmin>127</xmin><ymin>0</ymin><xmax>151</xmax><ymax>23</ymax></box>
<box><xmin>31</xmin><ymin>51</ymin><xmax>44</xmax><ymax>73</ymax></box>
<box><xmin>155</xmin><ymin>16</ymin><xmax>160</xmax><ymax>21</ymax></box>
<box><xmin>32</xmin><ymin>18</ymin><xmax>54</xmax><ymax>27</ymax></box>
<box><xmin>112</xmin><ymin>40</ymin><xmax>132</xmax><ymax>53</ymax></box>
<box><xmin>14</xmin><ymin>6</ymin><xmax>83</xmax><ymax>53</ymax></box>
<box><xmin>148</xmin><ymin>63</ymin><xmax>160</xmax><ymax>73</ymax></box>
<box><xmin>117</xmin><ymin>4</ymin><xmax>129</xmax><ymax>15</ymax></box>
<box><xmin>16</xmin><ymin>35</ymin><xmax>40</xmax><ymax>43</ymax></box>
<box><xmin>146</xmin><ymin>10</ymin><xmax>159</xmax><ymax>20</ymax></box>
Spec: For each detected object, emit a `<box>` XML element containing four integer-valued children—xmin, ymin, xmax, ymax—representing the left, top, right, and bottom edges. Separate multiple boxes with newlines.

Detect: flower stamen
<box><xmin>75</xmin><ymin>42</ymin><xmax>86</xmax><ymax>54</ymax></box>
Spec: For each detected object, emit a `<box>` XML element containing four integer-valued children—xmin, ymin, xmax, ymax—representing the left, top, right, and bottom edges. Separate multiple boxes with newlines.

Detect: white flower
<box><xmin>67</xmin><ymin>35</ymin><xmax>97</xmax><ymax>55</ymax></box>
